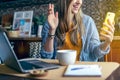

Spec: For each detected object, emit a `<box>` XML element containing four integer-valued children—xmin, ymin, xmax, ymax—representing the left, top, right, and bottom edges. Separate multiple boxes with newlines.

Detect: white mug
<box><xmin>57</xmin><ymin>50</ymin><xmax>76</xmax><ymax>66</ymax></box>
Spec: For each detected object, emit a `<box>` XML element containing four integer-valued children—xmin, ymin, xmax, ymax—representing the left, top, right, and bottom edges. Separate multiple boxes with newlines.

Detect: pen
<box><xmin>71</xmin><ymin>67</ymin><xmax>85</xmax><ymax>70</ymax></box>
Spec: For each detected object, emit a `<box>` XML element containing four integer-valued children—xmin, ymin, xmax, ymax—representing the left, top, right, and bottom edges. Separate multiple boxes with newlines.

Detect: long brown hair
<box><xmin>56</xmin><ymin>0</ymin><xmax>85</xmax><ymax>47</ymax></box>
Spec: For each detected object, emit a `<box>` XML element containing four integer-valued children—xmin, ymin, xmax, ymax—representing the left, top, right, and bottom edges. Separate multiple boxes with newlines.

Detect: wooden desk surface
<box><xmin>0</xmin><ymin>59</ymin><xmax>119</xmax><ymax>80</ymax></box>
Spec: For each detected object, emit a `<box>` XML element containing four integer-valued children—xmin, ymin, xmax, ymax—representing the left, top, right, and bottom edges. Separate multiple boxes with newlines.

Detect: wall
<box><xmin>0</xmin><ymin>0</ymin><xmax>60</xmax><ymax>26</ymax></box>
<box><xmin>83</xmin><ymin>0</ymin><xmax>120</xmax><ymax>36</ymax></box>
<box><xmin>0</xmin><ymin>0</ymin><xmax>60</xmax><ymax>15</ymax></box>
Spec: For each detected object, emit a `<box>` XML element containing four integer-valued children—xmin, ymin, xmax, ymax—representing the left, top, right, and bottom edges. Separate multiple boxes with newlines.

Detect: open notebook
<box><xmin>64</xmin><ymin>64</ymin><xmax>102</xmax><ymax>77</ymax></box>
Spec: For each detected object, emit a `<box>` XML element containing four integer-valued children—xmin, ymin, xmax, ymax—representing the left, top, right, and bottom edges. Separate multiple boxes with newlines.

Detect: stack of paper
<box><xmin>64</xmin><ymin>64</ymin><xmax>102</xmax><ymax>77</ymax></box>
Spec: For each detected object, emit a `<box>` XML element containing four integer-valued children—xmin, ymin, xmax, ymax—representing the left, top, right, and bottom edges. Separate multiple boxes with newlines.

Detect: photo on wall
<box><xmin>12</xmin><ymin>11</ymin><xmax>33</xmax><ymax>37</ymax></box>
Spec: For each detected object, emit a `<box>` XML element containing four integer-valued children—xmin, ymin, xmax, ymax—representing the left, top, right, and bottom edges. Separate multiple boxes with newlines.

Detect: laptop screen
<box><xmin>0</xmin><ymin>31</ymin><xmax>22</xmax><ymax>72</ymax></box>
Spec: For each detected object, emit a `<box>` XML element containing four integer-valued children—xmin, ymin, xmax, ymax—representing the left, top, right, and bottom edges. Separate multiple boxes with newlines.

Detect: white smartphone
<box><xmin>101</xmin><ymin>12</ymin><xmax>115</xmax><ymax>34</ymax></box>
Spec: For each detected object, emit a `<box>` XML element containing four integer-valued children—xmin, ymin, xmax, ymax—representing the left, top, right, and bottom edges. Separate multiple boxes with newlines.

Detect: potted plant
<box><xmin>32</xmin><ymin>14</ymin><xmax>46</xmax><ymax>36</ymax></box>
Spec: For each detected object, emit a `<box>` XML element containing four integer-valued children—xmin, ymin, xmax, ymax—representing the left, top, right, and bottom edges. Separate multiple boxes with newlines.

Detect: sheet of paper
<box><xmin>64</xmin><ymin>64</ymin><xmax>102</xmax><ymax>77</ymax></box>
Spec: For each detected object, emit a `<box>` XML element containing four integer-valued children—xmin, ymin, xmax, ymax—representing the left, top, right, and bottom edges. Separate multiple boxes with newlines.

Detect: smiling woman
<box><xmin>40</xmin><ymin>0</ymin><xmax>115</xmax><ymax>62</ymax></box>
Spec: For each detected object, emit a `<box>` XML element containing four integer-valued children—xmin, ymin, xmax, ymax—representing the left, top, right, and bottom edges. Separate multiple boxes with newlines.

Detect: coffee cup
<box><xmin>57</xmin><ymin>50</ymin><xmax>76</xmax><ymax>66</ymax></box>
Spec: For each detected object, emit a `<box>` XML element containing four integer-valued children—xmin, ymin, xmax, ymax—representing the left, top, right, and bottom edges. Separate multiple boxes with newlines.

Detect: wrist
<box><xmin>104</xmin><ymin>41</ymin><xmax>111</xmax><ymax>46</ymax></box>
<box><xmin>49</xmin><ymin>29</ymin><xmax>56</xmax><ymax>35</ymax></box>
<box><xmin>48</xmin><ymin>33</ymin><xmax>55</xmax><ymax>39</ymax></box>
<box><xmin>100</xmin><ymin>42</ymin><xmax>110</xmax><ymax>51</ymax></box>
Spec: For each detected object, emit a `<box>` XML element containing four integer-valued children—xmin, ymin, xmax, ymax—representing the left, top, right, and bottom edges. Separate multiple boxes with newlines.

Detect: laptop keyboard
<box><xmin>19</xmin><ymin>60</ymin><xmax>60</xmax><ymax>70</ymax></box>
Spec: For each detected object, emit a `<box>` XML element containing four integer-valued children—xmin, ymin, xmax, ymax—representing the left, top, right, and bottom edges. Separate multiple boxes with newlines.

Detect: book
<box><xmin>64</xmin><ymin>64</ymin><xmax>102</xmax><ymax>77</ymax></box>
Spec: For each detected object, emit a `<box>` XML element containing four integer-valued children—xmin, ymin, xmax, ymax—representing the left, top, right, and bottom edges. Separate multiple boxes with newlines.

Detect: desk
<box><xmin>0</xmin><ymin>59</ymin><xmax>119</xmax><ymax>80</ymax></box>
<box><xmin>9</xmin><ymin>37</ymin><xmax>42</xmax><ymax>59</ymax></box>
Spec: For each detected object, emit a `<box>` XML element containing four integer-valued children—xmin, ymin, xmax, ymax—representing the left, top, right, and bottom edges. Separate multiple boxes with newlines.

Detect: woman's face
<box><xmin>69</xmin><ymin>0</ymin><xmax>82</xmax><ymax>14</ymax></box>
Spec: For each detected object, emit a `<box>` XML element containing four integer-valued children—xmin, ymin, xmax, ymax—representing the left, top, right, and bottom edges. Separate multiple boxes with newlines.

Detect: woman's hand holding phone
<box><xmin>101</xmin><ymin>12</ymin><xmax>115</xmax><ymax>34</ymax></box>
<box><xmin>100</xmin><ymin>12</ymin><xmax>115</xmax><ymax>50</ymax></box>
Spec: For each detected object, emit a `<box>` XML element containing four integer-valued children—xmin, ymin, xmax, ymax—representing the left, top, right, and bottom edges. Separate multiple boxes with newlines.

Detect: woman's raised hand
<box><xmin>47</xmin><ymin>4</ymin><xmax>59</xmax><ymax>34</ymax></box>
<box><xmin>100</xmin><ymin>19</ymin><xmax>115</xmax><ymax>44</ymax></box>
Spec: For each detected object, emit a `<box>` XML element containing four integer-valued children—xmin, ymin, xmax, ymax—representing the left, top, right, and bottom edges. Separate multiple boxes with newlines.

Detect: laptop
<box><xmin>0</xmin><ymin>30</ymin><xmax>60</xmax><ymax>73</ymax></box>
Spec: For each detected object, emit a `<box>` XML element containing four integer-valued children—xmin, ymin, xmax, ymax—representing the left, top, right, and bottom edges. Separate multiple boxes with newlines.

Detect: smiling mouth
<box><xmin>73</xmin><ymin>5</ymin><xmax>79</xmax><ymax>10</ymax></box>
<box><xmin>73</xmin><ymin>3</ymin><xmax>80</xmax><ymax>10</ymax></box>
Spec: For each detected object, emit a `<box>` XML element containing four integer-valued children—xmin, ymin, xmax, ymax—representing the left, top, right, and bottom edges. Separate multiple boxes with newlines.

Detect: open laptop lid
<box><xmin>0</xmin><ymin>30</ymin><xmax>23</xmax><ymax>72</ymax></box>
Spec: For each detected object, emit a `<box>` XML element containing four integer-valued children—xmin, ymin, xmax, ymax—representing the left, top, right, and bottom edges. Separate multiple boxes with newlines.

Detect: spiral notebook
<box><xmin>64</xmin><ymin>64</ymin><xmax>102</xmax><ymax>77</ymax></box>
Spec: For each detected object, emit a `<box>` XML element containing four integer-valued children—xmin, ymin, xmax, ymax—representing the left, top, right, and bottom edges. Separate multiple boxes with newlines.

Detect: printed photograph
<box><xmin>12</xmin><ymin>11</ymin><xmax>33</xmax><ymax>37</ymax></box>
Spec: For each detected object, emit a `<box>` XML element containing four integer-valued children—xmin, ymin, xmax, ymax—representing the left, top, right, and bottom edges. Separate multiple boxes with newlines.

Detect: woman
<box><xmin>40</xmin><ymin>0</ymin><xmax>115</xmax><ymax>61</ymax></box>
